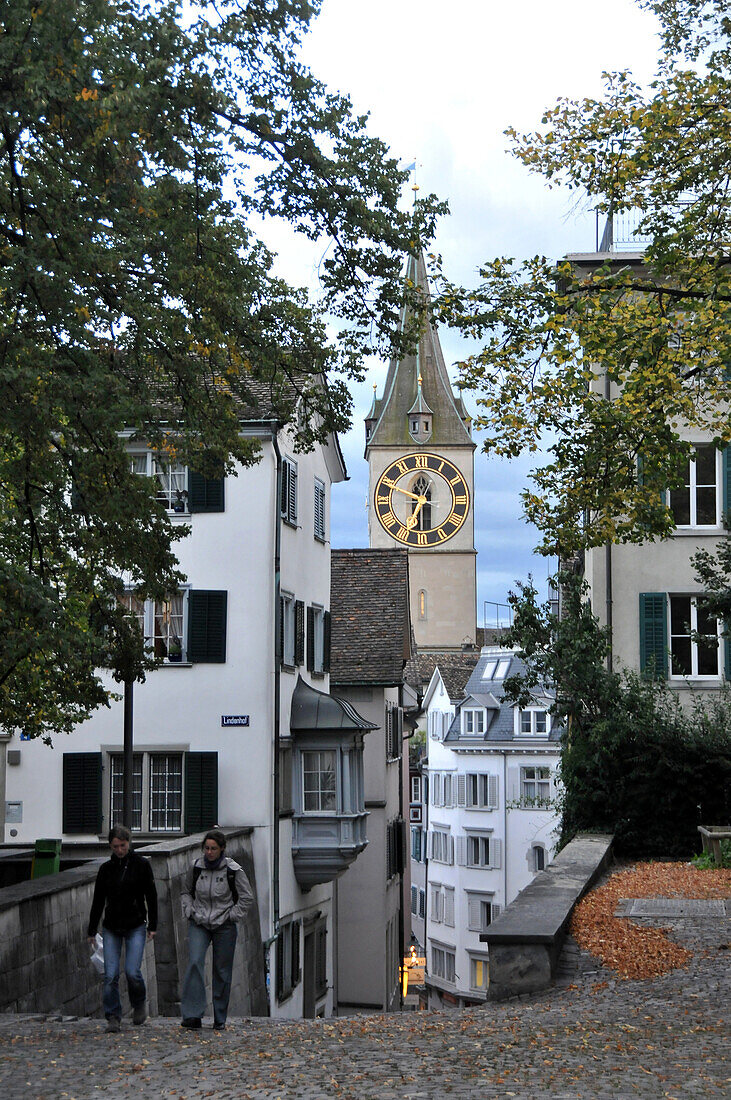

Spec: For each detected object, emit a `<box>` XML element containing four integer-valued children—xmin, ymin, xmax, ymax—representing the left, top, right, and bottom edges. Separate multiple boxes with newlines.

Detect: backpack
<box><xmin>192</xmin><ymin>863</ymin><xmax>239</xmax><ymax>905</ymax></box>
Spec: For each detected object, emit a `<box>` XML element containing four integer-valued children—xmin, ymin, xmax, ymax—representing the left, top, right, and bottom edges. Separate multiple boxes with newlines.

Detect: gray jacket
<box><xmin>181</xmin><ymin>856</ymin><xmax>254</xmax><ymax>929</ymax></box>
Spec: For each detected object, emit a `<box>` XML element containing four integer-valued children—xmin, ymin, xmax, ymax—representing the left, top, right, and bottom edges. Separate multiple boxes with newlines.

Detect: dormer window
<box><xmin>463</xmin><ymin>709</ymin><xmax>485</xmax><ymax>735</ymax></box>
<box><xmin>517</xmin><ymin>708</ymin><xmax>551</xmax><ymax>736</ymax></box>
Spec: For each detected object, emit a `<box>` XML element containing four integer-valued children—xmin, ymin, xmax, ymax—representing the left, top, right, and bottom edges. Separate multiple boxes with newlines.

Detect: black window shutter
<box><xmin>294</xmin><ymin>600</ymin><xmax>305</xmax><ymax>666</ymax></box>
<box><xmin>306</xmin><ymin>605</ymin><xmax>315</xmax><ymax>671</ymax></box>
<box><xmin>188</xmin><ymin>471</ymin><xmax>225</xmax><ymax>513</ymax></box>
<box><xmin>63</xmin><ymin>753</ymin><xmax>103</xmax><ymax>834</ymax></box>
<box><xmin>323</xmin><ymin>611</ymin><xmax>331</xmax><ymax>673</ymax></box>
<box><xmin>276</xmin><ymin>930</ymin><xmax>285</xmax><ymax>999</ymax></box>
<box><xmin>188</xmin><ymin>591</ymin><xmax>227</xmax><ymax>663</ymax></box>
<box><xmin>278</xmin><ymin>596</ymin><xmax>285</xmax><ymax>666</ymax></box>
<box><xmin>292</xmin><ymin>919</ymin><xmax>301</xmax><ymax>985</ymax></box>
<box><xmin>184</xmin><ymin>751</ymin><xmax>218</xmax><ymax>833</ymax></box>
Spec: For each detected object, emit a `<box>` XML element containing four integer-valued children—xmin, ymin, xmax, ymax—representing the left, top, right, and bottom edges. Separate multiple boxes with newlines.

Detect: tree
<box><xmin>435</xmin><ymin>0</ymin><xmax>731</xmax><ymax>556</ymax></box>
<box><xmin>0</xmin><ymin>0</ymin><xmax>446</xmax><ymax>740</ymax></box>
<box><xmin>503</xmin><ymin>571</ymin><xmax>731</xmax><ymax>856</ymax></box>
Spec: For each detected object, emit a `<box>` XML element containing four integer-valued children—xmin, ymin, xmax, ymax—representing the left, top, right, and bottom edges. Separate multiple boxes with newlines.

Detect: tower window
<box><xmin>412</xmin><ymin>476</ymin><xmax>432</xmax><ymax>529</ymax></box>
<box><xmin>418</xmin><ymin>589</ymin><xmax>427</xmax><ymax>619</ymax></box>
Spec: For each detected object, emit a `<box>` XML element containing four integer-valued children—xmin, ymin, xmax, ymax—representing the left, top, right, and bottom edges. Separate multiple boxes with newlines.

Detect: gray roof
<box><xmin>365</xmin><ymin>253</ymin><xmax>474</xmax><ymax>451</ymax></box>
<box><xmin>290</xmin><ymin>676</ymin><xmax>378</xmax><ymax>732</ymax></box>
<box><xmin>445</xmin><ymin>647</ymin><xmax>560</xmax><ymax>743</ymax></box>
<box><xmin>329</xmin><ymin>549</ymin><xmax>412</xmax><ymax>686</ymax></box>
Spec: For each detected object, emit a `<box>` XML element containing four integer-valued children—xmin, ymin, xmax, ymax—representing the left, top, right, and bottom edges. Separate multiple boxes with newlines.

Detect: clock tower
<box><xmin>365</xmin><ymin>252</ymin><xmax>476</xmax><ymax>649</ymax></box>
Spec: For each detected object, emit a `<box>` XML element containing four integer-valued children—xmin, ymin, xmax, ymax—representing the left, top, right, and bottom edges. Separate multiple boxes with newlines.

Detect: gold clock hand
<box><xmin>406</xmin><ymin>496</ymin><xmax>427</xmax><ymax>529</ymax></box>
<box><xmin>391</xmin><ymin>485</ymin><xmax>422</xmax><ymax>501</ymax></box>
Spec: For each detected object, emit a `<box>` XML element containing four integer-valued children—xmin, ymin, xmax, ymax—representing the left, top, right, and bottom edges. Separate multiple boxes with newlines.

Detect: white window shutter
<box><xmin>430</xmin><ymin>883</ymin><xmax>441</xmax><ymax>921</ymax></box>
<box><xmin>444</xmin><ymin>889</ymin><xmax>455</xmax><ymax>927</ymax></box>
<box><xmin>449</xmin><ymin>835</ymin><xmax>455</xmax><ymax>865</ymax></box>
<box><xmin>427</xmin><ymin>831</ymin><xmax>433</xmax><ymax>860</ymax></box>
<box><xmin>432</xmin><ymin>773</ymin><xmax>442</xmax><ymax>806</ymax></box>
<box><xmin>457</xmin><ymin>774</ymin><xmax>466</xmax><ymax>807</ymax></box>
<box><xmin>488</xmin><ymin>774</ymin><xmax>499</xmax><ymax>810</ymax></box>
<box><xmin>289</xmin><ymin>463</ymin><xmax>297</xmax><ymax>521</ymax></box>
<box><xmin>507</xmin><ymin>767</ymin><xmax>521</xmax><ymax>804</ymax></box>
<box><xmin>490</xmin><ymin>837</ymin><xmax>502</xmax><ymax>869</ymax></box>
<box><xmin>442</xmin><ymin>712</ymin><xmax>449</xmax><ymax>738</ymax></box>
<box><xmin>467</xmin><ymin>895</ymin><xmax>481</xmax><ymax>931</ymax></box>
<box><xmin>456</xmin><ymin>836</ymin><xmax>466</xmax><ymax>866</ymax></box>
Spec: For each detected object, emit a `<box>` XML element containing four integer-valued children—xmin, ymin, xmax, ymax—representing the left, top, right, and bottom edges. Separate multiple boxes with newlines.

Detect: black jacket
<box><xmin>87</xmin><ymin>851</ymin><xmax>158</xmax><ymax>936</ymax></box>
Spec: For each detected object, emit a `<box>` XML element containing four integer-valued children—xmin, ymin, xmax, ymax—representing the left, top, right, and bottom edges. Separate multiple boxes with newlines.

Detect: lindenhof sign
<box><xmin>221</xmin><ymin>715</ymin><xmax>250</xmax><ymax>727</ymax></box>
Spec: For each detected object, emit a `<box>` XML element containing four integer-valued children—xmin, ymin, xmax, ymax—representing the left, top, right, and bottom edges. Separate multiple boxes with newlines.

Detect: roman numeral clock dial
<box><xmin>374</xmin><ymin>453</ymin><xmax>470</xmax><ymax>547</ymax></box>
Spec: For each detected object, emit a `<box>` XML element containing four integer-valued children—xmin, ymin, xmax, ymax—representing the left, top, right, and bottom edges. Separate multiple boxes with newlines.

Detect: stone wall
<box><xmin>0</xmin><ymin>828</ymin><xmax>267</xmax><ymax>1018</ymax></box>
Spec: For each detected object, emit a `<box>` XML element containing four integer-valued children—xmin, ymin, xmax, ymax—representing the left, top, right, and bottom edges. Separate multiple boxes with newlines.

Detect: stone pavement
<box><xmin>0</xmin><ymin>899</ymin><xmax>727</xmax><ymax>1100</ymax></box>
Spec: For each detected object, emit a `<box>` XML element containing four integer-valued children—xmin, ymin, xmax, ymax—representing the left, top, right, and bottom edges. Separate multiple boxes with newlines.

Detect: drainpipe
<box><xmin>270</xmin><ymin>424</ymin><xmax>282</xmax><ymax>985</ymax></box>
<box><xmin>604</xmin><ymin>370</ymin><xmax>613</xmax><ymax>672</ymax></box>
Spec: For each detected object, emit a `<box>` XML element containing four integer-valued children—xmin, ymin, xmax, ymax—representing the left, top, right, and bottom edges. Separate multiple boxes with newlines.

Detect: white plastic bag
<box><xmin>90</xmin><ymin>933</ymin><xmax>104</xmax><ymax>976</ymax></box>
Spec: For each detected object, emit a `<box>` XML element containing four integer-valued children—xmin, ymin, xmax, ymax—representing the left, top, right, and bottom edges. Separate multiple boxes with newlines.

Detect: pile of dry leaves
<box><xmin>569</xmin><ymin>861</ymin><xmax>731</xmax><ymax>980</ymax></box>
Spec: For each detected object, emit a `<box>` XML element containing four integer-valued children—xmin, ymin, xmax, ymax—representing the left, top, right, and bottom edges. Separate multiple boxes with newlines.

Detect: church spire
<box><xmin>365</xmin><ymin>253</ymin><xmax>472</xmax><ymax>455</ymax></box>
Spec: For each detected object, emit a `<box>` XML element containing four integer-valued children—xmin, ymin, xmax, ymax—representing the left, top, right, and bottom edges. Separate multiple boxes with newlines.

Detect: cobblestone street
<box><xmin>0</xmin><ymin>902</ymin><xmax>727</xmax><ymax>1100</ymax></box>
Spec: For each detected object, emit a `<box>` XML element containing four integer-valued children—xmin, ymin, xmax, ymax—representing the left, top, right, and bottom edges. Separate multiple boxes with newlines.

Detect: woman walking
<box><xmin>87</xmin><ymin>825</ymin><xmax>157</xmax><ymax>1033</ymax></box>
<box><xmin>180</xmin><ymin>829</ymin><xmax>254</xmax><ymax>1030</ymax></box>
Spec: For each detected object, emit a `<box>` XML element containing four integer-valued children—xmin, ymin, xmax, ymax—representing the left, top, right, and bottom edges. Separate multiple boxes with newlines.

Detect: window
<box><xmin>429</xmin><ymin>828</ymin><xmax>453</xmax><ymax>865</ymax></box>
<box><xmin>110</xmin><ymin>752</ymin><xmax>183</xmax><ymax>833</ymax></box>
<box><xmin>429</xmin><ymin>710</ymin><xmax>451</xmax><ymax>740</ymax></box>
<box><xmin>302</xmin><ymin>750</ymin><xmax>337</xmax><ymax>812</ymax></box>
<box><xmin>669</xmin><ymin>595</ymin><xmax>722</xmax><ymax>678</ymax></box>
<box><xmin>131</xmin><ymin>453</ymin><xmax>188</xmax><ymax>513</ymax></box>
<box><xmin>532</xmin><ymin>845</ymin><xmax>546</xmax><ymax>872</ymax></box>
<box><xmin>314</xmin><ymin>478</ymin><xmax>326</xmax><ymax>541</ymax></box>
<box><xmin>521</xmin><ymin>766</ymin><xmax>551</xmax><ymax>806</ymax></box>
<box><xmin>469</xmin><ymin>955</ymin><xmax>489</xmax><ymax>992</ymax></box>
<box><xmin>462</xmin><ymin>772</ymin><xmax>498</xmax><ymax>810</ymax></box>
<box><xmin>418</xmin><ymin>589</ymin><xmax>427</xmax><ymax>620</ymax></box>
<box><xmin>431</xmin><ymin>945</ymin><xmax>456</xmax><ymax>984</ymax></box>
<box><xmin>462</xmin><ymin>709</ymin><xmax>485</xmax><ymax>736</ymax></box>
<box><xmin>418</xmin><ymin>889</ymin><xmax>425</xmax><ymax>919</ymax></box>
<box><xmin>466</xmin><ymin>892</ymin><xmax>501</xmax><ymax>932</ymax></box>
<box><xmin>411</xmin><ymin>776</ymin><xmax>422</xmax><ymax>804</ymax></box>
<box><xmin>669</xmin><ymin>444</ymin><xmax>719</xmax><ymax>526</ymax></box>
<box><xmin>385</xmin><ymin>705</ymin><xmax>403</xmax><ymax>761</ymax></box>
<box><xmin>458</xmin><ymin>832</ymin><xmax>501</xmax><ymax>869</ymax></box>
<box><xmin>430</xmin><ymin>883</ymin><xmax>453</xmax><ymax>925</ymax></box>
<box><xmin>276</xmin><ymin>919</ymin><xmax>301</xmax><ymax>1002</ymax></box>
<box><xmin>386</xmin><ymin>819</ymin><xmax>405</xmax><ymax>879</ymax></box>
<box><xmin>411</xmin><ymin>475</ymin><xmax>432</xmax><ymax>530</ymax></box>
<box><xmin>307</xmin><ymin>606</ymin><xmax>330</xmax><ymax>675</ymax></box>
<box><xmin>411</xmin><ymin>825</ymin><xmax>424</xmax><ymax>862</ymax></box>
<box><xmin>518</xmin><ymin>709</ymin><xmax>550</xmax><ymax>736</ymax></box>
<box><xmin>120</xmin><ymin>591</ymin><xmax>187</xmax><ymax>662</ymax></box>
<box><xmin>481</xmin><ymin>657</ymin><xmax>511</xmax><ymax>680</ymax></box>
<box><xmin>281</xmin><ymin>456</ymin><xmax>298</xmax><ymax>525</ymax></box>
<box><xmin>280</xmin><ymin>594</ymin><xmax>304</xmax><ymax>668</ymax></box>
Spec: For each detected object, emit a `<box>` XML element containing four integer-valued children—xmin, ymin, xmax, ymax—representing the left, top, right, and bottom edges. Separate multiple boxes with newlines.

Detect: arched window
<box><xmin>418</xmin><ymin>589</ymin><xmax>427</xmax><ymax>619</ymax></box>
<box><xmin>411</xmin><ymin>475</ymin><xmax>431</xmax><ymax>530</ymax></box>
<box><xmin>532</xmin><ymin>845</ymin><xmax>546</xmax><ymax>872</ymax></box>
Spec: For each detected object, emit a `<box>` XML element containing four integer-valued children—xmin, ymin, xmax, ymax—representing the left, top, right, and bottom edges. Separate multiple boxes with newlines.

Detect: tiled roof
<box><xmin>410</xmin><ymin>650</ymin><xmax>481</xmax><ymax>701</ymax></box>
<box><xmin>329</xmin><ymin>549</ymin><xmax>412</xmax><ymax>686</ymax></box>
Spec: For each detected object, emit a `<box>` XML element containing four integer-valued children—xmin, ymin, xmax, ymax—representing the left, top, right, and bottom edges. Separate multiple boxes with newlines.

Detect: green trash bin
<box><xmin>31</xmin><ymin>838</ymin><xmax>62</xmax><ymax>879</ymax></box>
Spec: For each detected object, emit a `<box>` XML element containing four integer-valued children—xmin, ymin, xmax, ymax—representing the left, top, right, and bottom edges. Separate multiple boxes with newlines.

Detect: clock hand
<box><xmin>391</xmin><ymin>485</ymin><xmax>422</xmax><ymax>501</ymax></box>
<box><xmin>406</xmin><ymin>496</ymin><xmax>427</xmax><ymax>529</ymax></box>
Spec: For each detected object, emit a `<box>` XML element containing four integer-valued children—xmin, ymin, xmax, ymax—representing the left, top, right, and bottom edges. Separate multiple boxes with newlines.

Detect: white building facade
<box><xmin>419</xmin><ymin>647</ymin><xmax>561</xmax><ymax>1009</ymax></box>
<box><xmin>4</xmin><ymin>419</ymin><xmax>374</xmax><ymax>1019</ymax></box>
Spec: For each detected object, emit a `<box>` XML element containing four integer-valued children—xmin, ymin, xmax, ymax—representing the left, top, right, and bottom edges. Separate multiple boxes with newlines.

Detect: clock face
<box><xmin>374</xmin><ymin>452</ymin><xmax>470</xmax><ymax>547</ymax></box>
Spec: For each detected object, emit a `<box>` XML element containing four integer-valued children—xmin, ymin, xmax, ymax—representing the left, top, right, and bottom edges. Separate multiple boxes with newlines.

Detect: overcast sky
<box><xmin>274</xmin><ymin>0</ymin><xmax>661</xmax><ymax>626</ymax></box>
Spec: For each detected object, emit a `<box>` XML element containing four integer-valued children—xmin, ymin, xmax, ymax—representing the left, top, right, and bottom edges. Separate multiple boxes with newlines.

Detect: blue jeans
<box><xmin>102</xmin><ymin>924</ymin><xmax>147</xmax><ymax>1020</ymax></box>
<box><xmin>181</xmin><ymin>921</ymin><xmax>238</xmax><ymax>1026</ymax></box>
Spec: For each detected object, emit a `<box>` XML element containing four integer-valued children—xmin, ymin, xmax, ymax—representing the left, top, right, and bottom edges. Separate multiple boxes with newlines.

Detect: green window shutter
<box><xmin>188</xmin><ymin>471</ymin><xmax>225</xmax><ymax>513</ymax></box>
<box><xmin>184</xmin><ymin>751</ymin><xmax>218</xmax><ymax>833</ymax></box>
<box><xmin>188</xmin><ymin>591</ymin><xmax>227</xmax><ymax>663</ymax></box>
<box><xmin>322</xmin><ymin>611</ymin><xmax>331</xmax><ymax>674</ymax></box>
<box><xmin>639</xmin><ymin>592</ymin><xmax>667</xmax><ymax>679</ymax></box>
<box><xmin>63</xmin><ymin>753</ymin><xmax>103</xmax><ymax>834</ymax></box>
<box><xmin>294</xmin><ymin>600</ymin><xmax>305</xmax><ymax>666</ymax></box>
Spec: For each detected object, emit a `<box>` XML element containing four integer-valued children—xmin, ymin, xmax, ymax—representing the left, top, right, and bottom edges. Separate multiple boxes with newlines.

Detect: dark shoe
<box><xmin>105</xmin><ymin>1016</ymin><xmax>121</xmax><ymax>1033</ymax></box>
<box><xmin>213</xmin><ymin>1021</ymin><xmax>226</xmax><ymax>1030</ymax></box>
<box><xmin>132</xmin><ymin>1003</ymin><xmax>147</xmax><ymax>1025</ymax></box>
<box><xmin>181</xmin><ymin>1017</ymin><xmax>201</xmax><ymax>1029</ymax></box>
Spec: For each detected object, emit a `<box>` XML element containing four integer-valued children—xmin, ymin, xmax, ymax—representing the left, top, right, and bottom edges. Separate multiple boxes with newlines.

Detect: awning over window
<box><xmin>290</xmin><ymin>676</ymin><xmax>378</xmax><ymax>733</ymax></box>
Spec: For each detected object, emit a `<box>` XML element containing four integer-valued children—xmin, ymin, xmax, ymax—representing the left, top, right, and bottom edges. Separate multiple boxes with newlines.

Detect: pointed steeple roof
<box><xmin>366</xmin><ymin>253</ymin><xmax>473</xmax><ymax>452</ymax></box>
